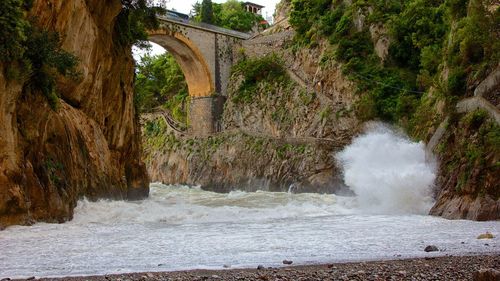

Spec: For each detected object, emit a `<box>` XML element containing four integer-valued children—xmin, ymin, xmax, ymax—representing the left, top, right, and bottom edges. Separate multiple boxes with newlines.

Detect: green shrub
<box><xmin>446</xmin><ymin>1</ymin><xmax>499</xmax><ymax>81</ymax></box>
<box><xmin>289</xmin><ymin>0</ymin><xmax>331</xmax><ymax>44</ymax></box>
<box><xmin>333</xmin><ymin>10</ymin><xmax>352</xmax><ymax>38</ymax></box>
<box><xmin>144</xmin><ymin>119</ymin><xmax>165</xmax><ymax>137</ymax></box>
<box><xmin>484</xmin><ymin>123</ymin><xmax>500</xmax><ymax>150</ymax></box>
<box><xmin>420</xmin><ymin>44</ymin><xmax>442</xmax><ymax>75</ymax></box>
<box><xmin>1</xmin><ymin>1</ymin><xmax>82</xmax><ymax>110</ymax></box>
<box><xmin>445</xmin><ymin>0</ymin><xmax>468</xmax><ymax>18</ymax></box>
<box><xmin>165</xmin><ymin>92</ymin><xmax>189</xmax><ymax>125</ymax></box>
<box><xmin>463</xmin><ymin>109</ymin><xmax>488</xmax><ymax>129</ymax></box>
<box><xmin>191</xmin><ymin>0</ymin><xmax>264</xmax><ymax>32</ymax></box>
<box><xmin>299</xmin><ymin>89</ymin><xmax>316</xmax><ymax>105</ymax></box>
<box><xmin>23</xmin><ymin>25</ymin><xmax>79</xmax><ymax>110</ymax></box>
<box><xmin>388</xmin><ymin>0</ymin><xmax>447</xmax><ymax>70</ymax></box>
<box><xmin>114</xmin><ymin>0</ymin><xmax>165</xmax><ymax>48</ymax></box>
<box><xmin>334</xmin><ymin>31</ymin><xmax>373</xmax><ymax>62</ymax></box>
<box><xmin>318</xmin><ymin>5</ymin><xmax>345</xmax><ymax>36</ymax></box>
<box><xmin>447</xmin><ymin>67</ymin><xmax>467</xmax><ymax>96</ymax></box>
<box><xmin>231</xmin><ymin>54</ymin><xmax>288</xmax><ymax>103</ymax></box>
<box><xmin>0</xmin><ymin>0</ymin><xmax>32</xmax><ymax>62</ymax></box>
<box><xmin>355</xmin><ymin>94</ymin><xmax>377</xmax><ymax>121</ymax></box>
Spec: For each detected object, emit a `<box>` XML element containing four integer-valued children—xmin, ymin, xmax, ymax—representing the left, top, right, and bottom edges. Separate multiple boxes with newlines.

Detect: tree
<box><xmin>218</xmin><ymin>0</ymin><xmax>261</xmax><ymax>32</ymax></box>
<box><xmin>191</xmin><ymin>2</ymin><xmax>201</xmax><ymax>20</ymax></box>
<box><xmin>192</xmin><ymin>0</ymin><xmax>263</xmax><ymax>32</ymax></box>
<box><xmin>115</xmin><ymin>0</ymin><xmax>167</xmax><ymax>48</ymax></box>
<box><xmin>134</xmin><ymin>53</ymin><xmax>189</xmax><ymax>123</ymax></box>
<box><xmin>201</xmin><ymin>0</ymin><xmax>213</xmax><ymax>24</ymax></box>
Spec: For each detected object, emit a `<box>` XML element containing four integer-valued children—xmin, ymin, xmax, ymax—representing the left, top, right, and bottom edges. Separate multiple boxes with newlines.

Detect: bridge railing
<box><xmin>157</xmin><ymin>15</ymin><xmax>252</xmax><ymax>40</ymax></box>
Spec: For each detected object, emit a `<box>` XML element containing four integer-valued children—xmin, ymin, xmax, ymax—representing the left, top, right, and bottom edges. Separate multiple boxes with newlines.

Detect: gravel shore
<box><xmin>17</xmin><ymin>254</ymin><xmax>498</xmax><ymax>281</ymax></box>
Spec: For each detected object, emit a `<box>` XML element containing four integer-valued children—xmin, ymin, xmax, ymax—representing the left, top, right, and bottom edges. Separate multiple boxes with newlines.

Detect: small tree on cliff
<box><xmin>116</xmin><ymin>0</ymin><xmax>167</xmax><ymax>48</ymax></box>
<box><xmin>201</xmin><ymin>0</ymin><xmax>213</xmax><ymax>24</ymax></box>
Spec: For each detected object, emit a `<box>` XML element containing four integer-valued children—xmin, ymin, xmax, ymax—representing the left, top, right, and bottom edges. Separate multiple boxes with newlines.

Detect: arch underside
<box><xmin>148</xmin><ymin>30</ymin><xmax>214</xmax><ymax>98</ymax></box>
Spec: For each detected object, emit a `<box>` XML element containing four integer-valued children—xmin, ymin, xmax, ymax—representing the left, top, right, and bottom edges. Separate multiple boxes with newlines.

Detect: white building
<box><xmin>243</xmin><ymin>2</ymin><xmax>264</xmax><ymax>15</ymax></box>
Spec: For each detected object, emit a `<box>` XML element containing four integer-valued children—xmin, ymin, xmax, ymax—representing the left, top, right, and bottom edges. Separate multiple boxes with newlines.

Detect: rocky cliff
<box><xmin>429</xmin><ymin>108</ymin><xmax>499</xmax><ymax>220</ymax></box>
<box><xmin>0</xmin><ymin>0</ymin><xmax>149</xmax><ymax>227</ymax></box>
<box><xmin>427</xmin><ymin>72</ymin><xmax>500</xmax><ymax>220</ymax></box>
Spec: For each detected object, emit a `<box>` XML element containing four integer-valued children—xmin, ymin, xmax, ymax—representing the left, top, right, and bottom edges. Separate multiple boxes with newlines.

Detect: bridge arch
<box><xmin>148</xmin><ymin>30</ymin><xmax>214</xmax><ymax>97</ymax></box>
<box><xmin>145</xmin><ymin>17</ymin><xmax>249</xmax><ymax>135</ymax></box>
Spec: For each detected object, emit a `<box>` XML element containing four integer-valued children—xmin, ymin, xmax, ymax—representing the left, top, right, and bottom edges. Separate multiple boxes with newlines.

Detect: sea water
<box><xmin>1</xmin><ymin>123</ymin><xmax>498</xmax><ymax>278</ymax></box>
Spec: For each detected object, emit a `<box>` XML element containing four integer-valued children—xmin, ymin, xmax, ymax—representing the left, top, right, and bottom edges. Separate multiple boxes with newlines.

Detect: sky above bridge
<box><xmin>167</xmin><ymin>0</ymin><xmax>279</xmax><ymax>21</ymax></box>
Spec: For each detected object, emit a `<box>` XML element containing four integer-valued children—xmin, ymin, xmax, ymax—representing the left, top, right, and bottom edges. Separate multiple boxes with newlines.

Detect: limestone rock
<box><xmin>477</xmin><ymin>232</ymin><xmax>495</xmax><ymax>239</ymax></box>
<box><xmin>429</xmin><ymin>107</ymin><xmax>500</xmax><ymax>221</ymax></box>
<box><xmin>430</xmin><ymin>194</ymin><xmax>500</xmax><ymax>221</ymax></box>
<box><xmin>0</xmin><ymin>0</ymin><xmax>149</xmax><ymax>226</ymax></box>
<box><xmin>473</xmin><ymin>269</ymin><xmax>500</xmax><ymax>281</ymax></box>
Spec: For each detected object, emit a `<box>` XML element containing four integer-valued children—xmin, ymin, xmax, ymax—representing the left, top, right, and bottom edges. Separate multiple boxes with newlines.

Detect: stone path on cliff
<box><xmin>141</xmin><ymin>109</ymin><xmax>187</xmax><ymax>136</ymax></box>
<box><xmin>211</xmin><ymin>128</ymin><xmax>351</xmax><ymax>148</ymax></box>
<box><xmin>141</xmin><ymin>111</ymin><xmax>351</xmax><ymax>148</ymax></box>
<box><xmin>427</xmin><ymin>65</ymin><xmax>500</xmax><ymax>153</ymax></box>
<box><xmin>456</xmin><ymin>64</ymin><xmax>500</xmax><ymax>125</ymax></box>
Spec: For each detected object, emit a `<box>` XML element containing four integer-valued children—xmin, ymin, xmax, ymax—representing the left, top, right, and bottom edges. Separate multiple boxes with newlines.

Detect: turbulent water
<box><xmin>1</xmin><ymin>124</ymin><xmax>499</xmax><ymax>278</ymax></box>
<box><xmin>336</xmin><ymin>122</ymin><xmax>436</xmax><ymax>214</ymax></box>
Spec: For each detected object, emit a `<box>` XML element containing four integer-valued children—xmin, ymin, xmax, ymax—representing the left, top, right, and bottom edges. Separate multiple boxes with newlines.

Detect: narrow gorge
<box><xmin>1</xmin><ymin>0</ymin><xmax>498</xmax><ymax>228</ymax></box>
<box><xmin>1</xmin><ymin>0</ymin><xmax>499</xmax><ymax>278</ymax></box>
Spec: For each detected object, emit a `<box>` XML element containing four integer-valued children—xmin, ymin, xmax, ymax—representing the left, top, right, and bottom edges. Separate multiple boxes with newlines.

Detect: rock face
<box><xmin>145</xmin><ymin>129</ymin><xmax>349</xmax><ymax>193</ymax></box>
<box><xmin>429</xmin><ymin>109</ymin><xmax>499</xmax><ymax>221</ymax></box>
<box><xmin>0</xmin><ymin>0</ymin><xmax>149</xmax><ymax>226</ymax></box>
<box><xmin>473</xmin><ymin>269</ymin><xmax>500</xmax><ymax>281</ymax></box>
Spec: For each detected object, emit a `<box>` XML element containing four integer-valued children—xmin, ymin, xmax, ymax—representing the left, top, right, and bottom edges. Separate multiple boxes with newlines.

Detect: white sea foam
<box><xmin>1</xmin><ymin>185</ymin><xmax>498</xmax><ymax>279</ymax></box>
<box><xmin>71</xmin><ymin>184</ymin><xmax>355</xmax><ymax>225</ymax></box>
<box><xmin>336</xmin><ymin>122</ymin><xmax>436</xmax><ymax>215</ymax></box>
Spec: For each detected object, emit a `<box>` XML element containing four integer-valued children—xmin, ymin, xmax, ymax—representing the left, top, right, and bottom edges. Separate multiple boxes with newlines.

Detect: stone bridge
<box><xmin>148</xmin><ymin>16</ymin><xmax>251</xmax><ymax>135</ymax></box>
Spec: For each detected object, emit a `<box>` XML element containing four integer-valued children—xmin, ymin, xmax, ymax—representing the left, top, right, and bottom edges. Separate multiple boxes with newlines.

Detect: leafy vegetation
<box><xmin>192</xmin><ymin>0</ymin><xmax>265</xmax><ymax>32</ymax></box>
<box><xmin>23</xmin><ymin>26</ymin><xmax>80</xmax><ymax>110</ymax></box>
<box><xmin>134</xmin><ymin>53</ymin><xmax>189</xmax><ymax>123</ymax></box>
<box><xmin>1</xmin><ymin>0</ymin><xmax>79</xmax><ymax>110</ymax></box>
<box><xmin>44</xmin><ymin>157</ymin><xmax>64</xmax><ymax>187</ymax></box>
<box><xmin>114</xmin><ymin>0</ymin><xmax>166</xmax><ymax>48</ymax></box>
<box><xmin>441</xmin><ymin>109</ymin><xmax>500</xmax><ymax>197</ymax></box>
<box><xmin>231</xmin><ymin>54</ymin><xmax>289</xmax><ymax>103</ymax></box>
<box><xmin>200</xmin><ymin>0</ymin><xmax>214</xmax><ymax>24</ymax></box>
<box><xmin>0</xmin><ymin>0</ymin><xmax>31</xmax><ymax>61</ymax></box>
<box><xmin>288</xmin><ymin>0</ymin><xmax>500</xmax><ymax>131</ymax></box>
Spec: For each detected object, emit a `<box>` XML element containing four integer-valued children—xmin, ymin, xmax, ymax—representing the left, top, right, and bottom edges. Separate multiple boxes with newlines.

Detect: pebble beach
<box><xmin>18</xmin><ymin>254</ymin><xmax>498</xmax><ymax>281</ymax></box>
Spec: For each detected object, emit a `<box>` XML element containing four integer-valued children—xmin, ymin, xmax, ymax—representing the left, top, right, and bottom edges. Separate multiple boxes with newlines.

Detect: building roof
<box><xmin>166</xmin><ymin>9</ymin><xmax>189</xmax><ymax>20</ymax></box>
<box><xmin>243</xmin><ymin>2</ymin><xmax>265</xmax><ymax>9</ymax></box>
